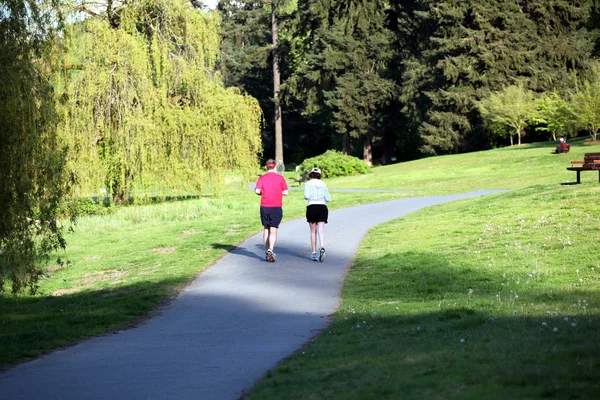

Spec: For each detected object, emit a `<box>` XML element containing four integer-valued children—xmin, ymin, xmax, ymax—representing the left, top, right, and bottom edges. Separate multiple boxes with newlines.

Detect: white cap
<box><xmin>310</xmin><ymin>167</ymin><xmax>322</xmax><ymax>175</ymax></box>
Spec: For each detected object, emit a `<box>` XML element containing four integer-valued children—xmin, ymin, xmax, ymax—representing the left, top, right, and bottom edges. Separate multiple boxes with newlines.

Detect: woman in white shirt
<box><xmin>304</xmin><ymin>168</ymin><xmax>331</xmax><ymax>261</ymax></box>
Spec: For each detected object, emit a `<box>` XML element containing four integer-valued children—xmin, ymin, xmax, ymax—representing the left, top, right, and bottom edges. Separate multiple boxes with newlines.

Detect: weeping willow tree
<box><xmin>57</xmin><ymin>0</ymin><xmax>262</xmax><ymax>203</ymax></box>
<box><xmin>0</xmin><ymin>0</ymin><xmax>71</xmax><ymax>293</ymax></box>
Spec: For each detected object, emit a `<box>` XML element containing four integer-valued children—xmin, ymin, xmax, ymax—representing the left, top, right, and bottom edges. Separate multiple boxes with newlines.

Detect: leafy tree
<box><xmin>571</xmin><ymin>63</ymin><xmax>600</xmax><ymax>142</ymax></box>
<box><xmin>56</xmin><ymin>0</ymin><xmax>262</xmax><ymax>202</ymax></box>
<box><xmin>0</xmin><ymin>0</ymin><xmax>71</xmax><ymax>293</ymax></box>
<box><xmin>478</xmin><ymin>85</ymin><xmax>538</xmax><ymax>146</ymax></box>
<box><xmin>532</xmin><ymin>91</ymin><xmax>577</xmax><ymax>141</ymax></box>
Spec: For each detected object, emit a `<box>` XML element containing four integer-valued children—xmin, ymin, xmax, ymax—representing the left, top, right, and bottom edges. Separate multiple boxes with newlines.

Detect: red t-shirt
<box><xmin>256</xmin><ymin>172</ymin><xmax>288</xmax><ymax>207</ymax></box>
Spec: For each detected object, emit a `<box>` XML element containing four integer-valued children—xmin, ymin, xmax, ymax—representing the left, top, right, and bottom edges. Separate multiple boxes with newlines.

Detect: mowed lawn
<box><xmin>2</xmin><ymin>140</ymin><xmax>600</xmax><ymax>399</ymax></box>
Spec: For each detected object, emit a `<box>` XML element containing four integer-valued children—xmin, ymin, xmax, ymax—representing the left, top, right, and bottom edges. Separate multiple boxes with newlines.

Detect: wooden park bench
<box><xmin>566</xmin><ymin>152</ymin><xmax>600</xmax><ymax>184</ymax></box>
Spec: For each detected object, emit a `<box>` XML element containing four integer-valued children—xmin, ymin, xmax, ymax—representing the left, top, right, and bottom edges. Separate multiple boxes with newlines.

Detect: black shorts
<box><xmin>306</xmin><ymin>204</ymin><xmax>328</xmax><ymax>223</ymax></box>
<box><xmin>260</xmin><ymin>206</ymin><xmax>283</xmax><ymax>228</ymax></box>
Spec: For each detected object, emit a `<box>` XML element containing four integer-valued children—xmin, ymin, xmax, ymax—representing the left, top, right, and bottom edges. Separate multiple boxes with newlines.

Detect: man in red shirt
<box><xmin>255</xmin><ymin>159</ymin><xmax>288</xmax><ymax>262</ymax></box>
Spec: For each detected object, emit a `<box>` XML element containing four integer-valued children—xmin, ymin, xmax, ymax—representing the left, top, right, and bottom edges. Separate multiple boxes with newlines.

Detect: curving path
<box><xmin>0</xmin><ymin>190</ymin><xmax>503</xmax><ymax>400</ymax></box>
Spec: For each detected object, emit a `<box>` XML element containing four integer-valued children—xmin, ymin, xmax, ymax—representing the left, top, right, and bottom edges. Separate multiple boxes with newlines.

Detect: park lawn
<box><xmin>329</xmin><ymin>139</ymin><xmax>600</xmax><ymax>194</ymax></box>
<box><xmin>248</xmin><ymin>183</ymin><xmax>600</xmax><ymax>399</ymax></box>
<box><xmin>0</xmin><ymin>188</ymin><xmax>409</xmax><ymax>367</ymax></box>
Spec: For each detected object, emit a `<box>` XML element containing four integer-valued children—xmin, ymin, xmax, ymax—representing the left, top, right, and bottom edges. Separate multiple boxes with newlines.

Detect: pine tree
<box><xmin>400</xmin><ymin>0</ymin><xmax>593</xmax><ymax>155</ymax></box>
<box><xmin>290</xmin><ymin>0</ymin><xmax>395</xmax><ymax>164</ymax></box>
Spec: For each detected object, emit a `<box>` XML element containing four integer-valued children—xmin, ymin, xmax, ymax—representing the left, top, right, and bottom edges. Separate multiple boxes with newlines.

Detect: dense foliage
<box><xmin>298</xmin><ymin>150</ymin><xmax>369</xmax><ymax>178</ymax></box>
<box><xmin>0</xmin><ymin>0</ymin><xmax>71</xmax><ymax>293</ymax></box>
<box><xmin>218</xmin><ymin>0</ymin><xmax>599</xmax><ymax>162</ymax></box>
<box><xmin>1</xmin><ymin>0</ymin><xmax>264</xmax><ymax>293</ymax></box>
<box><xmin>56</xmin><ymin>0</ymin><xmax>263</xmax><ymax>203</ymax></box>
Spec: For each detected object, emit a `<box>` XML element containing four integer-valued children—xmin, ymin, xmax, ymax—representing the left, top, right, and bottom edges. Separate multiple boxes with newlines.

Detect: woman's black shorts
<box><xmin>306</xmin><ymin>204</ymin><xmax>328</xmax><ymax>223</ymax></box>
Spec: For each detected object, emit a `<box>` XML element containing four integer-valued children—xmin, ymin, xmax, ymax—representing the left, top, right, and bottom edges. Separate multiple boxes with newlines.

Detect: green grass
<box><xmin>331</xmin><ymin>137</ymin><xmax>598</xmax><ymax>193</ymax></box>
<box><xmin>2</xmin><ymin>140</ymin><xmax>600</xmax><ymax>399</ymax></box>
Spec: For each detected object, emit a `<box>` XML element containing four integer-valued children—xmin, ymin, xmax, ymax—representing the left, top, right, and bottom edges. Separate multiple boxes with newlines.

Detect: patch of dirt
<box><xmin>138</xmin><ymin>270</ymin><xmax>159</xmax><ymax>275</ymax></box>
<box><xmin>82</xmin><ymin>256</ymin><xmax>101</xmax><ymax>262</ymax></box>
<box><xmin>45</xmin><ymin>265</ymin><xmax>65</xmax><ymax>273</ymax></box>
<box><xmin>178</xmin><ymin>229</ymin><xmax>204</xmax><ymax>238</ymax></box>
<box><xmin>52</xmin><ymin>285</ymin><xmax>92</xmax><ymax>296</ymax></box>
<box><xmin>150</xmin><ymin>247</ymin><xmax>177</xmax><ymax>254</ymax></box>
<box><xmin>584</xmin><ymin>141</ymin><xmax>600</xmax><ymax>145</ymax></box>
<box><xmin>78</xmin><ymin>270</ymin><xmax>129</xmax><ymax>284</ymax></box>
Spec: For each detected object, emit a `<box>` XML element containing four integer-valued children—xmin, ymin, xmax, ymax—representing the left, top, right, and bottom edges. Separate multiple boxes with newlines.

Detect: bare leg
<box><xmin>263</xmin><ymin>227</ymin><xmax>270</xmax><ymax>250</ymax></box>
<box><xmin>309</xmin><ymin>222</ymin><xmax>317</xmax><ymax>252</ymax></box>
<box><xmin>268</xmin><ymin>227</ymin><xmax>278</xmax><ymax>250</ymax></box>
<box><xmin>317</xmin><ymin>222</ymin><xmax>325</xmax><ymax>249</ymax></box>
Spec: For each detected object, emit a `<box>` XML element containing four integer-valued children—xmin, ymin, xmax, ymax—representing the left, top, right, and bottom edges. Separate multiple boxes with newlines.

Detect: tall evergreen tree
<box><xmin>290</xmin><ymin>0</ymin><xmax>395</xmax><ymax>165</ymax></box>
<box><xmin>400</xmin><ymin>0</ymin><xmax>593</xmax><ymax>155</ymax></box>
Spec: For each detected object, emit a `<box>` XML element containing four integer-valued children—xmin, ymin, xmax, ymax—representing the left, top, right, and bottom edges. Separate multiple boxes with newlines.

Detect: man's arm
<box><xmin>255</xmin><ymin>179</ymin><xmax>262</xmax><ymax>195</ymax></box>
<box><xmin>282</xmin><ymin>189</ymin><xmax>288</xmax><ymax>196</ymax></box>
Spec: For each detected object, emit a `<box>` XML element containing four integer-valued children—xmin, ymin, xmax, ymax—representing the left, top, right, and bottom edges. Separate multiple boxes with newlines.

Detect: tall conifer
<box><xmin>399</xmin><ymin>0</ymin><xmax>592</xmax><ymax>154</ymax></box>
<box><xmin>290</xmin><ymin>0</ymin><xmax>395</xmax><ymax>164</ymax></box>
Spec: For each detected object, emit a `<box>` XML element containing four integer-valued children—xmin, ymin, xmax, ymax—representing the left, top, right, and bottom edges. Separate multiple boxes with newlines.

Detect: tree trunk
<box><xmin>271</xmin><ymin>2</ymin><xmax>284</xmax><ymax>174</ymax></box>
<box><xmin>510</xmin><ymin>135</ymin><xmax>514</xmax><ymax>146</ymax></box>
<box><xmin>363</xmin><ymin>136</ymin><xmax>373</xmax><ymax>167</ymax></box>
<box><xmin>518</xmin><ymin>128</ymin><xmax>523</xmax><ymax>146</ymax></box>
<box><xmin>592</xmin><ymin>128</ymin><xmax>598</xmax><ymax>142</ymax></box>
<box><xmin>343</xmin><ymin>132</ymin><xmax>351</xmax><ymax>155</ymax></box>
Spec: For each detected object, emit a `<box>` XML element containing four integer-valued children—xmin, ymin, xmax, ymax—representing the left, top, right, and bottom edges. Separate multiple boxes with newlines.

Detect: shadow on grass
<box><xmin>250</xmin><ymin>250</ymin><xmax>600</xmax><ymax>399</ymax></box>
<box><xmin>251</xmin><ymin>308</ymin><xmax>600</xmax><ymax>399</ymax></box>
<box><xmin>0</xmin><ymin>278</ymin><xmax>185</xmax><ymax>369</ymax></box>
<box><xmin>560</xmin><ymin>181</ymin><xmax>581</xmax><ymax>186</ymax></box>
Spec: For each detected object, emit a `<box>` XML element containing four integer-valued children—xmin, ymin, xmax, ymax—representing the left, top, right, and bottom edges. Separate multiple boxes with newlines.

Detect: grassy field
<box><xmin>2</xmin><ymin>140</ymin><xmax>600</xmax><ymax>398</ymax></box>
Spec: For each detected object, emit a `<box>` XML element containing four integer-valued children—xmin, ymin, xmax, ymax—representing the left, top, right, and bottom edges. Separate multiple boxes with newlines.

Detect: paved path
<box><xmin>0</xmin><ymin>190</ymin><xmax>502</xmax><ymax>400</ymax></box>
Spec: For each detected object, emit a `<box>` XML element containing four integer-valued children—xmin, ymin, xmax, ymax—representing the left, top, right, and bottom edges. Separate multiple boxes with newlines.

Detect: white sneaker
<box><xmin>311</xmin><ymin>252</ymin><xmax>318</xmax><ymax>261</ymax></box>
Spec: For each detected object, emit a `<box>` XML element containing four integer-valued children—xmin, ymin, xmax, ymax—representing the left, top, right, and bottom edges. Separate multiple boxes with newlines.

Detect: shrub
<box><xmin>299</xmin><ymin>150</ymin><xmax>370</xmax><ymax>178</ymax></box>
<box><xmin>60</xmin><ymin>197</ymin><xmax>113</xmax><ymax>218</ymax></box>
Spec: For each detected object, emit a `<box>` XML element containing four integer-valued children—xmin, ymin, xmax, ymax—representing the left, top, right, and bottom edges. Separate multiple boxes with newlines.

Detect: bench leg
<box><xmin>576</xmin><ymin>171</ymin><xmax>581</xmax><ymax>184</ymax></box>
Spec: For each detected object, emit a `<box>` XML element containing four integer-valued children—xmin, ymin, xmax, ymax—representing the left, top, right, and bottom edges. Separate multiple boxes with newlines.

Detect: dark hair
<box><xmin>309</xmin><ymin>171</ymin><xmax>321</xmax><ymax>179</ymax></box>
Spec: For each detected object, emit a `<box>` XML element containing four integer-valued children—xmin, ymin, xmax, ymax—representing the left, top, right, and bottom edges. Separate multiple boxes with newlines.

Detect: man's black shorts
<box><xmin>306</xmin><ymin>204</ymin><xmax>328</xmax><ymax>223</ymax></box>
<box><xmin>260</xmin><ymin>206</ymin><xmax>283</xmax><ymax>228</ymax></box>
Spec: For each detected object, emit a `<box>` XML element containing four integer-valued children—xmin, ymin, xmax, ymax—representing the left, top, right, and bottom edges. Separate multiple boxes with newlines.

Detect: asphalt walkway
<box><xmin>0</xmin><ymin>190</ymin><xmax>502</xmax><ymax>400</ymax></box>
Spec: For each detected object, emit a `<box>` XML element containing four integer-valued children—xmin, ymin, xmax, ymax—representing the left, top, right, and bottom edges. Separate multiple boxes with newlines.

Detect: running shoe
<box><xmin>311</xmin><ymin>252</ymin><xmax>318</xmax><ymax>261</ymax></box>
<box><xmin>266</xmin><ymin>248</ymin><xmax>276</xmax><ymax>262</ymax></box>
<box><xmin>319</xmin><ymin>247</ymin><xmax>326</xmax><ymax>262</ymax></box>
